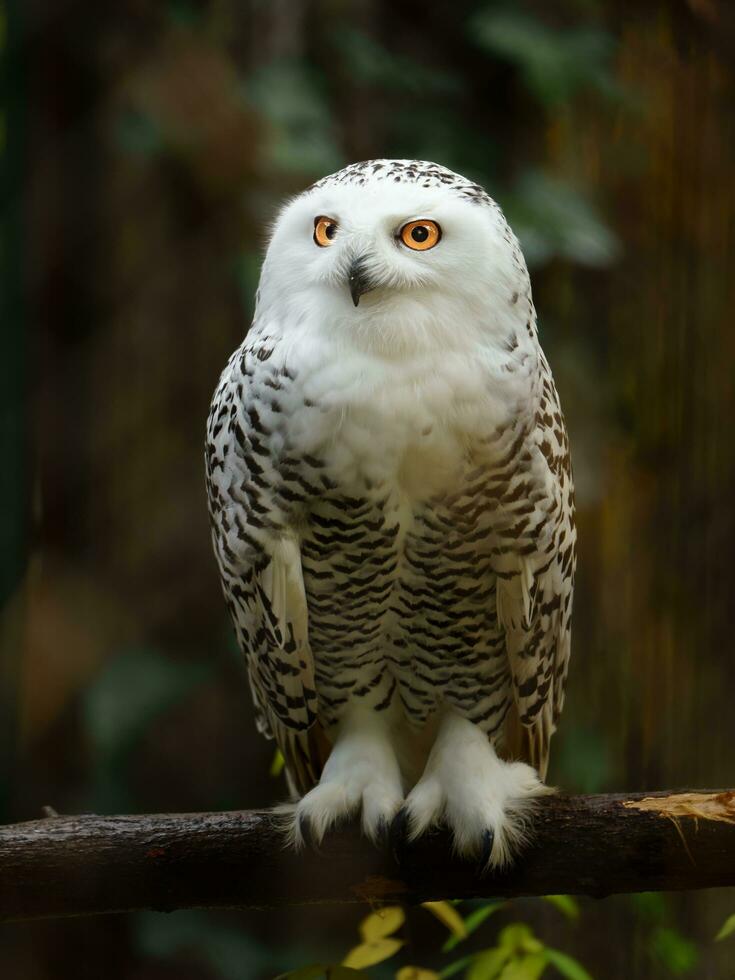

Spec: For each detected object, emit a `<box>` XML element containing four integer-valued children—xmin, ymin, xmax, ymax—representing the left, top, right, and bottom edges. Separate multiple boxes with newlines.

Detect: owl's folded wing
<box><xmin>205</xmin><ymin>359</ymin><xmax>327</xmax><ymax>795</ymax></box>
<box><xmin>216</xmin><ymin>524</ymin><xmax>328</xmax><ymax>794</ymax></box>
<box><xmin>494</xmin><ymin>440</ymin><xmax>576</xmax><ymax>780</ymax></box>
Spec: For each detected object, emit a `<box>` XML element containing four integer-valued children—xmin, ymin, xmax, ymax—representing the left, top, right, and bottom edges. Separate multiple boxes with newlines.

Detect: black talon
<box><xmin>389</xmin><ymin>807</ymin><xmax>409</xmax><ymax>861</ymax></box>
<box><xmin>375</xmin><ymin>815</ymin><xmax>391</xmax><ymax>848</ymax></box>
<box><xmin>479</xmin><ymin>828</ymin><xmax>495</xmax><ymax>868</ymax></box>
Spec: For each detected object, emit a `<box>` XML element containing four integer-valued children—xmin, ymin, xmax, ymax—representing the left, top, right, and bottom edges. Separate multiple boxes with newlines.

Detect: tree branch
<box><xmin>2</xmin><ymin>790</ymin><xmax>734</xmax><ymax>922</ymax></box>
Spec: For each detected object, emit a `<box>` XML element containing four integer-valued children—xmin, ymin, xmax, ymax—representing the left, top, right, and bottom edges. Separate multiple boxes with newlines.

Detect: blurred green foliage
<box><xmin>331</xmin><ymin>28</ymin><xmax>465</xmax><ymax>98</ymax></box>
<box><xmin>470</xmin><ymin>9</ymin><xmax>620</xmax><ymax>106</ymax></box>
<box><xmin>503</xmin><ymin>172</ymin><xmax>619</xmax><ymax>268</ymax></box>
<box><xmin>83</xmin><ymin>648</ymin><xmax>211</xmax><ymax>810</ymax></box>
<box><xmin>629</xmin><ymin>893</ymin><xmax>700</xmax><ymax>977</ymax></box>
<box><xmin>248</xmin><ymin>62</ymin><xmax>345</xmax><ymax>176</ymax></box>
<box><xmin>115</xmin><ymin>108</ymin><xmax>166</xmax><ymax>157</ymax></box>
<box><xmin>136</xmin><ymin>909</ymin><xmax>306</xmax><ymax>979</ymax></box>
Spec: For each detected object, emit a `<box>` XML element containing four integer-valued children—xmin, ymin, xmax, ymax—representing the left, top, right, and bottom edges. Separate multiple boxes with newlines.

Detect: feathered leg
<box><xmin>290</xmin><ymin>705</ymin><xmax>404</xmax><ymax>846</ymax></box>
<box><xmin>399</xmin><ymin>708</ymin><xmax>552</xmax><ymax>869</ymax></box>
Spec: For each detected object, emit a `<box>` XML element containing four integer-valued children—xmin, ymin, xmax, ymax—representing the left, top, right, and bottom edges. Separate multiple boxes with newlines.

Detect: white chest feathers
<box><xmin>281</xmin><ymin>345</ymin><xmax>528</xmax><ymax>500</ymax></box>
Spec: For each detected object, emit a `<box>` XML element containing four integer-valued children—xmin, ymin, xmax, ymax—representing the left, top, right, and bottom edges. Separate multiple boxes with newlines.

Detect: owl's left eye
<box><xmin>314</xmin><ymin>216</ymin><xmax>338</xmax><ymax>247</ymax></box>
<box><xmin>399</xmin><ymin>219</ymin><xmax>441</xmax><ymax>251</ymax></box>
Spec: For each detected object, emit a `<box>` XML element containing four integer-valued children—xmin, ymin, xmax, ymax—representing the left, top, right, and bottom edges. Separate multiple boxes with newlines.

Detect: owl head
<box><xmin>256</xmin><ymin>160</ymin><xmax>532</xmax><ymax>357</ymax></box>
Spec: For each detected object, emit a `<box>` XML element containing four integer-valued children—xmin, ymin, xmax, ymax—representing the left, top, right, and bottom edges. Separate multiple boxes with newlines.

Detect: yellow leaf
<box><xmin>498</xmin><ymin>953</ymin><xmax>547</xmax><ymax>980</ymax></box>
<box><xmin>342</xmin><ymin>938</ymin><xmax>403</xmax><ymax>969</ymax></box>
<box><xmin>359</xmin><ymin>906</ymin><xmax>405</xmax><ymax>941</ymax></box>
<box><xmin>467</xmin><ymin>947</ymin><xmax>510</xmax><ymax>980</ymax></box>
<box><xmin>396</xmin><ymin>967</ymin><xmax>440</xmax><ymax>980</ymax></box>
<box><xmin>422</xmin><ymin>901</ymin><xmax>468</xmax><ymax>940</ymax></box>
<box><xmin>544</xmin><ymin>895</ymin><xmax>579</xmax><ymax>920</ymax></box>
<box><xmin>270</xmin><ymin>749</ymin><xmax>285</xmax><ymax>777</ymax></box>
<box><xmin>715</xmin><ymin>912</ymin><xmax>735</xmax><ymax>942</ymax></box>
<box><xmin>498</xmin><ymin>924</ymin><xmax>542</xmax><ymax>954</ymax></box>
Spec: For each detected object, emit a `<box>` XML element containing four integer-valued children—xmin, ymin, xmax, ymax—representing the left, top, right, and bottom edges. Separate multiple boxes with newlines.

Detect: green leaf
<box><xmin>438</xmin><ymin>955</ymin><xmax>473</xmax><ymax>979</ymax></box>
<box><xmin>443</xmin><ymin>902</ymin><xmax>505</xmax><ymax>952</ymax></box>
<box><xmin>649</xmin><ymin>927</ymin><xmax>699</xmax><ymax>975</ymax></box>
<box><xmin>498</xmin><ymin>925</ymin><xmax>533</xmax><ymax>951</ymax></box>
<box><xmin>545</xmin><ymin>948</ymin><xmax>595</xmax><ymax>980</ymax></box>
<box><xmin>498</xmin><ymin>954</ymin><xmax>547</xmax><ymax>980</ymax></box>
<box><xmin>498</xmin><ymin>925</ymin><xmax>543</xmax><ymax>955</ymax></box>
<box><xmin>543</xmin><ymin>895</ymin><xmax>580</xmax><ymax>921</ymax></box>
<box><xmin>466</xmin><ymin>948</ymin><xmax>511</xmax><ymax>980</ymax></box>
<box><xmin>629</xmin><ymin>892</ymin><xmax>668</xmax><ymax>923</ymax></box>
<box><xmin>715</xmin><ymin>913</ymin><xmax>735</xmax><ymax>941</ymax></box>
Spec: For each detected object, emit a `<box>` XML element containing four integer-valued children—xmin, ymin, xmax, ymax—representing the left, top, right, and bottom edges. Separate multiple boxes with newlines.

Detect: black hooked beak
<box><xmin>348</xmin><ymin>256</ymin><xmax>375</xmax><ymax>307</ymax></box>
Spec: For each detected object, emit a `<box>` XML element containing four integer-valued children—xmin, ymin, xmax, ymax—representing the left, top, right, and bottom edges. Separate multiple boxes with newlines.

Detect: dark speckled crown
<box><xmin>308</xmin><ymin>159</ymin><xmax>495</xmax><ymax>208</ymax></box>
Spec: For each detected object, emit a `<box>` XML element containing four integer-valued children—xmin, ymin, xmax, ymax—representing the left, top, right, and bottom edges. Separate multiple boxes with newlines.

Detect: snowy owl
<box><xmin>205</xmin><ymin>159</ymin><xmax>576</xmax><ymax>869</ymax></box>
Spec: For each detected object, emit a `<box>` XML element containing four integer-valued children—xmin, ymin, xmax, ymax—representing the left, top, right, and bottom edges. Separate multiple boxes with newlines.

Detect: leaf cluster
<box><xmin>274</xmin><ymin>896</ymin><xmax>592</xmax><ymax>980</ymax></box>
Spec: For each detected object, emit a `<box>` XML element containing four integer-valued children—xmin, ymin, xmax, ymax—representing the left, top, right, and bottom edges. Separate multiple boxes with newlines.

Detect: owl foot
<box><xmin>290</xmin><ymin>707</ymin><xmax>403</xmax><ymax>848</ymax></box>
<box><xmin>401</xmin><ymin>711</ymin><xmax>553</xmax><ymax>870</ymax></box>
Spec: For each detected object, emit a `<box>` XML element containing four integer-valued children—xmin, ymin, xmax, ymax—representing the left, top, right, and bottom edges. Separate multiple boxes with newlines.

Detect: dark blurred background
<box><xmin>2</xmin><ymin>0</ymin><xmax>735</xmax><ymax>977</ymax></box>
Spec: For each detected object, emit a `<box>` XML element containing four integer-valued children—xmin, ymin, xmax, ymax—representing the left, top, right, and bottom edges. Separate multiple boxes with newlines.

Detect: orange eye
<box><xmin>399</xmin><ymin>219</ymin><xmax>441</xmax><ymax>251</ymax></box>
<box><xmin>314</xmin><ymin>216</ymin><xmax>338</xmax><ymax>246</ymax></box>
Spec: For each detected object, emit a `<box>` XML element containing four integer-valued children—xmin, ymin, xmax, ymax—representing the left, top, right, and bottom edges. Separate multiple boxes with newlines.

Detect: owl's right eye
<box><xmin>314</xmin><ymin>216</ymin><xmax>338</xmax><ymax>246</ymax></box>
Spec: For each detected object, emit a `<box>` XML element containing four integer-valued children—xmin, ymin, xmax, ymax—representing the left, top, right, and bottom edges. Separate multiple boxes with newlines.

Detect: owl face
<box><xmin>257</xmin><ymin>161</ymin><xmax>529</xmax><ymax>356</ymax></box>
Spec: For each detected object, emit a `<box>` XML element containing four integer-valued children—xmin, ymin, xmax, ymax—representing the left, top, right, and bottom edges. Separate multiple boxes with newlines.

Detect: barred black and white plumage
<box><xmin>206</xmin><ymin>160</ymin><xmax>576</xmax><ymax>867</ymax></box>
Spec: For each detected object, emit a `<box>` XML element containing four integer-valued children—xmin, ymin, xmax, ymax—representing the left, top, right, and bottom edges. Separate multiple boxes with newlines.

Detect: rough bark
<box><xmin>2</xmin><ymin>790</ymin><xmax>734</xmax><ymax>922</ymax></box>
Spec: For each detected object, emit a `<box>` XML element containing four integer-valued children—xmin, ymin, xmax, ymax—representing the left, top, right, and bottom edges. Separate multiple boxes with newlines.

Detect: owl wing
<box><xmin>205</xmin><ymin>347</ymin><xmax>327</xmax><ymax>795</ymax></box>
<box><xmin>492</xmin><ymin>378</ymin><xmax>576</xmax><ymax>780</ymax></box>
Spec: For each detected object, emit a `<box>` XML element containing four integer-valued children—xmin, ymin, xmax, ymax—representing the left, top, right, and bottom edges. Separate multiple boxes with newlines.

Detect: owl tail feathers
<box><xmin>268</xmin><ymin>726</ymin><xmax>329</xmax><ymax>850</ymax></box>
<box><xmin>500</xmin><ymin>700</ymin><xmax>555</xmax><ymax>783</ymax></box>
<box><xmin>274</xmin><ymin>722</ymin><xmax>332</xmax><ymax>800</ymax></box>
